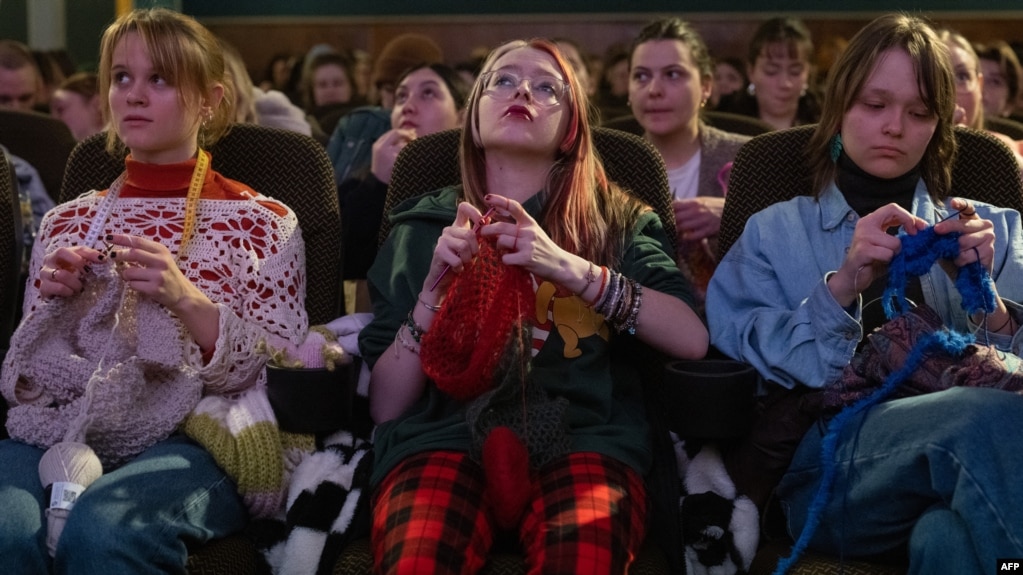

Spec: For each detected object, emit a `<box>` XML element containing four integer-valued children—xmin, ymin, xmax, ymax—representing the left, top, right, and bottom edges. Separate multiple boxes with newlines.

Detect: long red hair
<box><xmin>460</xmin><ymin>38</ymin><xmax>646</xmax><ymax>266</ymax></box>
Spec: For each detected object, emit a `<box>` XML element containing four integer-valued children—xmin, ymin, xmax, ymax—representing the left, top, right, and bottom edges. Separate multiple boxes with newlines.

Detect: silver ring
<box><xmin>50</xmin><ymin>268</ymin><xmax>58</xmax><ymax>281</ymax></box>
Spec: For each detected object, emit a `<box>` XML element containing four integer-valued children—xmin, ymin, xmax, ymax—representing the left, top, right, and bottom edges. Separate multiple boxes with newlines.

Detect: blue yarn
<box><xmin>882</xmin><ymin>227</ymin><xmax>996</xmax><ymax>318</ymax></box>
<box><xmin>773</xmin><ymin>225</ymin><xmax>996</xmax><ymax>575</ymax></box>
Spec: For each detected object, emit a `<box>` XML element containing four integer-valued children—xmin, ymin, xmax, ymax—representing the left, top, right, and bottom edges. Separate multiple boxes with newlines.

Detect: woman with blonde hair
<box><xmin>0</xmin><ymin>9</ymin><xmax>306</xmax><ymax>573</ymax></box>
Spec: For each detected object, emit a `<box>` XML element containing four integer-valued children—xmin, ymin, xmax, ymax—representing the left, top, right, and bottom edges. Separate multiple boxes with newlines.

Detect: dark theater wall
<box><xmin>182</xmin><ymin>0</ymin><xmax>1023</xmax><ymax>17</ymax></box>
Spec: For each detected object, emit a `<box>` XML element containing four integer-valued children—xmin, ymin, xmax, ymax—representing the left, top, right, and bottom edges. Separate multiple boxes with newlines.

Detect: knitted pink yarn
<box><xmin>1</xmin><ymin>264</ymin><xmax>203</xmax><ymax>467</ymax></box>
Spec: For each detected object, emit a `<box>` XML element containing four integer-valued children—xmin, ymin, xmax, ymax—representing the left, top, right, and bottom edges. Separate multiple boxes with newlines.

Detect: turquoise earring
<box><xmin>830</xmin><ymin>133</ymin><xmax>843</xmax><ymax>163</ymax></box>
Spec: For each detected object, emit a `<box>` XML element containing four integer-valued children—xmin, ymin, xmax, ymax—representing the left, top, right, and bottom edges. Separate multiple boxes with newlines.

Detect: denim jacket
<box><xmin>706</xmin><ymin>181</ymin><xmax>1023</xmax><ymax>391</ymax></box>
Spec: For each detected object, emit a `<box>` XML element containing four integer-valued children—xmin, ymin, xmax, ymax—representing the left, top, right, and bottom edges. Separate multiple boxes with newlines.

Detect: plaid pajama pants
<box><xmin>371</xmin><ymin>450</ymin><xmax>647</xmax><ymax>575</ymax></box>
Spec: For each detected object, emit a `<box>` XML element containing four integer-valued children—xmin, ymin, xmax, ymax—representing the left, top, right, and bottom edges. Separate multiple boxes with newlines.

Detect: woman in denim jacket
<box><xmin>707</xmin><ymin>14</ymin><xmax>1023</xmax><ymax>574</ymax></box>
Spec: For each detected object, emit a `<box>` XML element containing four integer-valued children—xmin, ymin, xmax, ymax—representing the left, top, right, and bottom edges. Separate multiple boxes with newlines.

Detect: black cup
<box><xmin>663</xmin><ymin>359</ymin><xmax>758</xmax><ymax>438</ymax></box>
<box><xmin>265</xmin><ymin>362</ymin><xmax>355</xmax><ymax>434</ymax></box>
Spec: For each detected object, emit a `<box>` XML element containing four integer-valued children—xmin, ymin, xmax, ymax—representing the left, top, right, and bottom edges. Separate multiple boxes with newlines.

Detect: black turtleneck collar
<box><xmin>835</xmin><ymin>152</ymin><xmax>919</xmax><ymax>217</ymax></box>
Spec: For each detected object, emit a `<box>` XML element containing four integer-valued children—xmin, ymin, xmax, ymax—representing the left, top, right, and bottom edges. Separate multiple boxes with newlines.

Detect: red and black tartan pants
<box><xmin>371</xmin><ymin>450</ymin><xmax>647</xmax><ymax>575</ymax></box>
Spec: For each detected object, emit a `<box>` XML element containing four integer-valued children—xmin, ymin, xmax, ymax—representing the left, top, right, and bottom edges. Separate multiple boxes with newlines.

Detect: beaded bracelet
<box><xmin>621</xmin><ymin>282</ymin><xmax>642</xmax><ymax>334</ymax></box>
<box><xmin>404</xmin><ymin>310</ymin><xmax>426</xmax><ymax>343</ymax></box>
<box><xmin>394</xmin><ymin>323</ymin><xmax>421</xmax><ymax>355</ymax></box>
<box><xmin>592</xmin><ymin>268</ymin><xmax>644</xmax><ymax>334</ymax></box>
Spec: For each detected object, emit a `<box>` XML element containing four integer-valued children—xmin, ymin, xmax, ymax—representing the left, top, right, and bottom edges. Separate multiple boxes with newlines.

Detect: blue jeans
<box><xmin>777</xmin><ymin>387</ymin><xmax>1023</xmax><ymax>575</ymax></box>
<box><xmin>0</xmin><ymin>435</ymin><xmax>247</xmax><ymax>575</ymax></box>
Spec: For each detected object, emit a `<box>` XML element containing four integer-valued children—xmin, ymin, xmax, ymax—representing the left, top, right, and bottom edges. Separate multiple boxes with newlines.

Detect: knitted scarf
<box><xmin>420</xmin><ymin>238</ymin><xmax>570</xmax><ymax>529</ymax></box>
<box><xmin>420</xmin><ymin>239</ymin><xmax>534</xmax><ymax>400</ymax></box>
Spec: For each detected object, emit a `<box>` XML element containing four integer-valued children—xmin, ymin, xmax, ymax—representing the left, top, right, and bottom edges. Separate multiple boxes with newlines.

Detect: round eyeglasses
<box><xmin>479</xmin><ymin>70</ymin><xmax>568</xmax><ymax>107</ymax></box>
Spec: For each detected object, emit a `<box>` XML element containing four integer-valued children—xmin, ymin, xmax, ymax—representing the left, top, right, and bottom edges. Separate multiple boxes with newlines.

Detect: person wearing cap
<box><xmin>326</xmin><ymin>34</ymin><xmax>445</xmax><ymax>197</ymax></box>
<box><xmin>370</xmin><ymin>33</ymin><xmax>444</xmax><ymax>108</ymax></box>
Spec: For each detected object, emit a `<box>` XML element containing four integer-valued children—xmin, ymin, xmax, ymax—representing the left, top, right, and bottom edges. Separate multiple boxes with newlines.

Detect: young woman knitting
<box><xmin>0</xmin><ymin>8</ymin><xmax>306</xmax><ymax>573</ymax></box>
<box><xmin>707</xmin><ymin>14</ymin><xmax>1023</xmax><ymax>574</ymax></box>
<box><xmin>359</xmin><ymin>38</ymin><xmax>708</xmax><ymax>573</ymax></box>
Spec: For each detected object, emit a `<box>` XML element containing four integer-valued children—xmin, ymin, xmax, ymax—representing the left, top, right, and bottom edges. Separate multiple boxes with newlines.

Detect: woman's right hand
<box><xmin>38</xmin><ymin>245</ymin><xmax>105</xmax><ymax>299</ymax></box>
<box><xmin>370</xmin><ymin>128</ymin><xmax>416</xmax><ymax>184</ymax></box>
<box><xmin>422</xmin><ymin>201</ymin><xmax>488</xmax><ymax>296</ymax></box>
<box><xmin>828</xmin><ymin>203</ymin><xmax>927</xmax><ymax>307</ymax></box>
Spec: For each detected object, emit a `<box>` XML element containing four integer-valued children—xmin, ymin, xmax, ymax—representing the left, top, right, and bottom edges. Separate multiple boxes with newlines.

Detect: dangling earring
<box><xmin>747</xmin><ymin>83</ymin><xmax>756</xmax><ymax>96</ymax></box>
<box><xmin>800</xmin><ymin>84</ymin><xmax>808</xmax><ymax>98</ymax></box>
<box><xmin>830</xmin><ymin>133</ymin><xmax>843</xmax><ymax>163</ymax></box>
<box><xmin>198</xmin><ymin>108</ymin><xmax>211</xmax><ymax>150</ymax></box>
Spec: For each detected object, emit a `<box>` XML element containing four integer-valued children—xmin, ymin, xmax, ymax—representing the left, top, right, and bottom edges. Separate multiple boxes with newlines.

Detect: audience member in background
<box><xmin>628</xmin><ymin>17</ymin><xmax>750</xmax><ymax>302</ymax></box>
<box><xmin>326</xmin><ymin>34</ymin><xmax>444</xmax><ymax>186</ymax></box>
<box><xmin>339</xmin><ymin>63</ymin><xmax>468</xmax><ymax>312</ymax></box>
<box><xmin>813</xmin><ymin>35</ymin><xmax>849</xmax><ymax>92</ymax></box>
<box><xmin>50</xmin><ymin>72</ymin><xmax>105</xmax><ymax>141</ymax></box>
<box><xmin>361</xmin><ymin>37</ymin><xmax>707</xmax><ymax>574</ymax></box>
<box><xmin>940</xmin><ymin>29</ymin><xmax>1023</xmax><ymax>166</ymax></box>
<box><xmin>259</xmin><ymin>52</ymin><xmax>294</xmax><ymax>93</ymax></box>
<box><xmin>0</xmin><ymin>40</ymin><xmax>42</xmax><ymax>111</ymax></box>
<box><xmin>2</xmin><ymin>144</ymin><xmax>54</xmax><ymax>272</ymax></box>
<box><xmin>220</xmin><ymin>40</ymin><xmax>311</xmax><ymax>136</ymax></box>
<box><xmin>351</xmin><ymin>49</ymin><xmax>372</xmax><ymax>101</ymax></box>
<box><xmin>0</xmin><ymin>40</ymin><xmax>55</xmax><ymax>247</ymax></box>
<box><xmin>454</xmin><ymin>56</ymin><xmax>485</xmax><ymax>87</ymax></box>
<box><xmin>30</xmin><ymin>50</ymin><xmax>72</xmax><ymax>113</ymax></box>
<box><xmin>303</xmin><ymin>51</ymin><xmax>360</xmax><ymax>136</ymax></box>
<box><xmin>709</xmin><ymin>56</ymin><xmax>747</xmax><ymax>109</ymax></box>
<box><xmin>710</xmin><ymin>14</ymin><xmax>1023</xmax><ymax>572</ymax></box>
<box><xmin>369</xmin><ymin>33</ymin><xmax>444</xmax><ymax>108</ymax></box>
<box><xmin>595</xmin><ymin>43</ymin><xmax>631</xmax><ymax>121</ymax></box>
<box><xmin>554</xmin><ymin>38</ymin><xmax>596</xmax><ymax>98</ymax></box>
<box><xmin>975</xmin><ymin>40</ymin><xmax>1023</xmax><ymax>121</ymax></box>
<box><xmin>716</xmin><ymin>17</ymin><xmax>821</xmax><ymax>130</ymax></box>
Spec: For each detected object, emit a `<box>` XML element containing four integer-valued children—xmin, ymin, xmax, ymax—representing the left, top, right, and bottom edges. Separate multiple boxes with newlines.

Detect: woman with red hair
<box><xmin>359</xmin><ymin>38</ymin><xmax>707</xmax><ymax>573</ymax></box>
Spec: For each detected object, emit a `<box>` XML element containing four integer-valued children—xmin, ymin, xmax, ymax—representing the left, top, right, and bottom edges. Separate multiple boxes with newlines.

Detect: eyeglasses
<box><xmin>479</xmin><ymin>70</ymin><xmax>568</xmax><ymax>107</ymax></box>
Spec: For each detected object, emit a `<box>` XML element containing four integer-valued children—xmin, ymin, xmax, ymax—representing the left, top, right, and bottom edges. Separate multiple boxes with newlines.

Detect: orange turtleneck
<box><xmin>105</xmin><ymin>152</ymin><xmax>289</xmax><ymax>217</ymax></box>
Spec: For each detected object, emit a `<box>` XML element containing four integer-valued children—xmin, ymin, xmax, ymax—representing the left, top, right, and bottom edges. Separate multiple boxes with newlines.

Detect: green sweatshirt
<box><xmin>360</xmin><ymin>186</ymin><xmax>695</xmax><ymax>485</ymax></box>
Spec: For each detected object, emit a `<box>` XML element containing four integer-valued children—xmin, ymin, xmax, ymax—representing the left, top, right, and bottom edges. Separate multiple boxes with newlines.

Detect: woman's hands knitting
<box><xmin>933</xmin><ymin>198</ymin><xmax>997</xmax><ymax>274</ymax></box>
<box><xmin>478</xmin><ymin>194</ymin><xmax>570</xmax><ymax>280</ymax></box>
<box><xmin>106</xmin><ymin>233</ymin><xmax>221</xmax><ymax>353</ymax></box>
<box><xmin>828</xmin><ymin>198</ymin><xmax>1005</xmax><ymax>318</ymax></box>
<box><xmin>426</xmin><ymin>194</ymin><xmax>596</xmax><ymax>300</ymax></box>
<box><xmin>828</xmin><ymin>202</ymin><xmax>928</xmax><ymax>307</ymax></box>
<box><xmin>39</xmin><ymin>245</ymin><xmax>106</xmax><ymax>299</ymax></box>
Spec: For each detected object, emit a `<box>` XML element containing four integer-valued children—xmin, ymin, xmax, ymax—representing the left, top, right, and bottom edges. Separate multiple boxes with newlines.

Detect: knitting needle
<box><xmin>429</xmin><ymin>207</ymin><xmax>495</xmax><ymax>292</ymax></box>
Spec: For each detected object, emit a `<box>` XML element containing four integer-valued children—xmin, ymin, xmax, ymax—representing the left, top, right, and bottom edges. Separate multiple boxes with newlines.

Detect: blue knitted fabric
<box><xmin>883</xmin><ymin>227</ymin><xmax>996</xmax><ymax>318</ymax></box>
<box><xmin>773</xmin><ymin>225</ymin><xmax>996</xmax><ymax>575</ymax></box>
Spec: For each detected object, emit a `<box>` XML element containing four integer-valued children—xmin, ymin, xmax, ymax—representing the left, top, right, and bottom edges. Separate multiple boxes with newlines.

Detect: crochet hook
<box><xmin>429</xmin><ymin>207</ymin><xmax>495</xmax><ymax>292</ymax></box>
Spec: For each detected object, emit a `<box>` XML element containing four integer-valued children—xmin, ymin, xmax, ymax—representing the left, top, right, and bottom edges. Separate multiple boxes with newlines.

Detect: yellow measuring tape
<box><xmin>178</xmin><ymin>148</ymin><xmax>209</xmax><ymax>257</ymax></box>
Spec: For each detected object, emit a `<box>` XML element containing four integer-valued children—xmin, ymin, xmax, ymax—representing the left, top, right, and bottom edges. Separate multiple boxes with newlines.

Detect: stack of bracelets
<box><xmin>396</xmin><ymin>309</ymin><xmax>426</xmax><ymax>355</ymax></box>
<box><xmin>586</xmin><ymin>265</ymin><xmax>642</xmax><ymax>335</ymax></box>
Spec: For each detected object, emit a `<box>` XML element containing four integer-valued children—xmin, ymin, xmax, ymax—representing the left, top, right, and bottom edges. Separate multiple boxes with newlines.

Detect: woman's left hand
<box><xmin>478</xmin><ymin>193</ymin><xmax>567</xmax><ymax>281</ymax></box>
<box><xmin>932</xmin><ymin>198</ymin><xmax>997</xmax><ymax>274</ymax></box>
<box><xmin>108</xmin><ymin>233</ymin><xmax>205</xmax><ymax>313</ymax></box>
<box><xmin>108</xmin><ymin>233</ymin><xmax>220</xmax><ymax>350</ymax></box>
